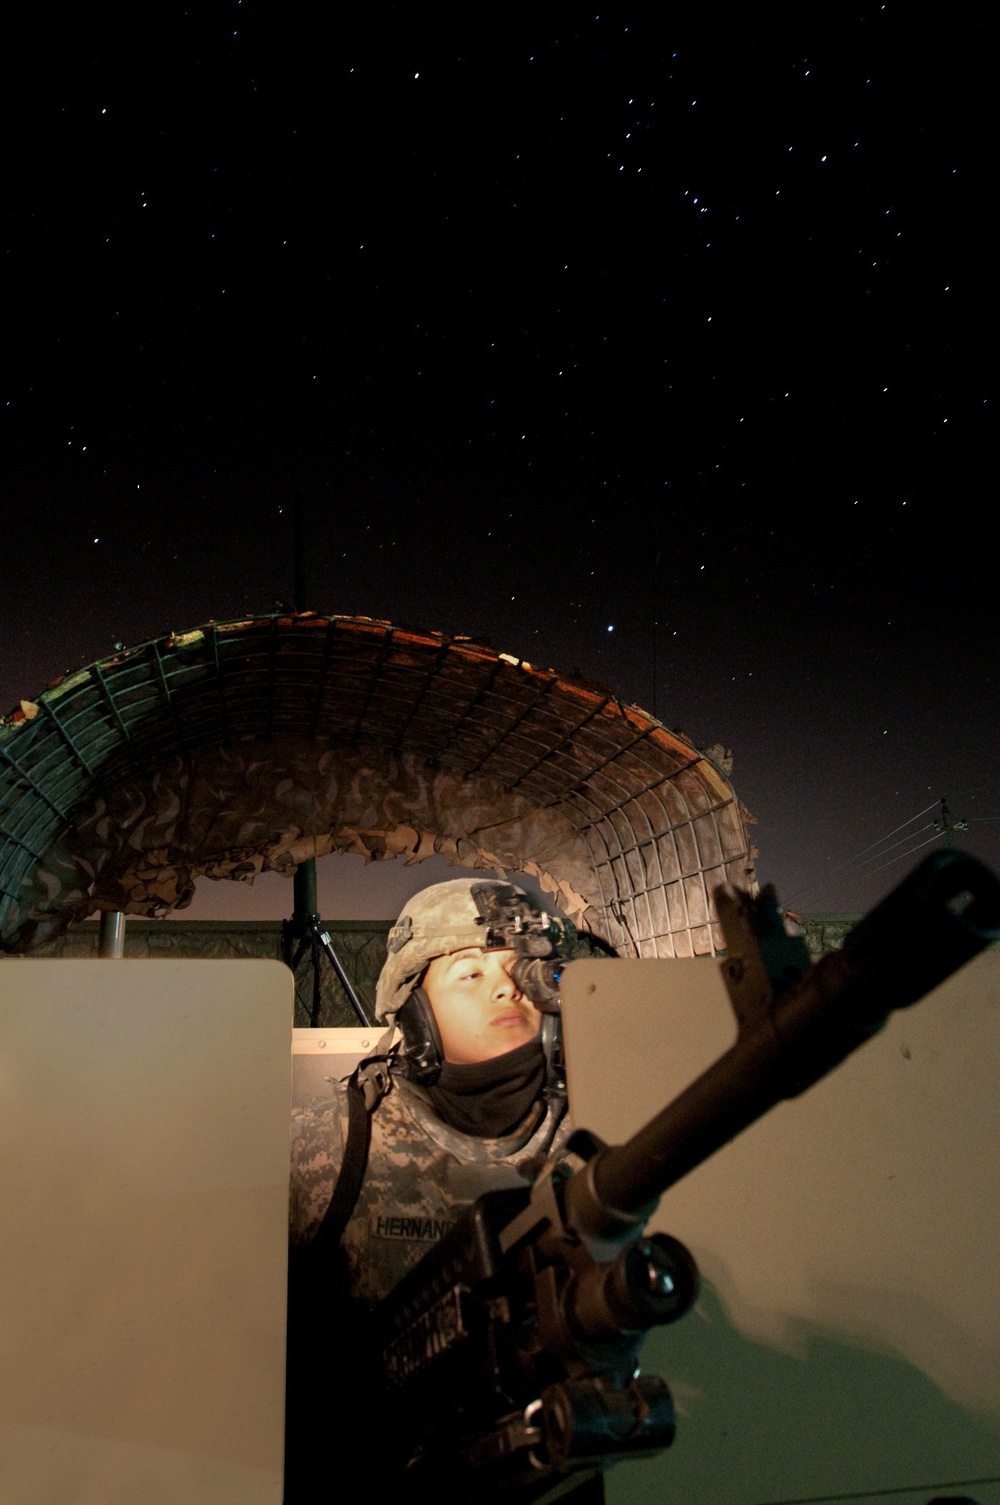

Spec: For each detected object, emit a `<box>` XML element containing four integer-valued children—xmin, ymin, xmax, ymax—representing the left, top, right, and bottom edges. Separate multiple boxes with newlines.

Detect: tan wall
<box><xmin>563</xmin><ymin>951</ymin><xmax>1000</xmax><ymax>1505</ymax></box>
<box><xmin>0</xmin><ymin>960</ymin><xmax>292</xmax><ymax>1505</ymax></box>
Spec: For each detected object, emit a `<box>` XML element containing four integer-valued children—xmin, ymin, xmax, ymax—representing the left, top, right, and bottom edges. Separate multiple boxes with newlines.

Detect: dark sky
<box><xmin>3</xmin><ymin>6</ymin><xmax>995</xmax><ymax>916</ymax></box>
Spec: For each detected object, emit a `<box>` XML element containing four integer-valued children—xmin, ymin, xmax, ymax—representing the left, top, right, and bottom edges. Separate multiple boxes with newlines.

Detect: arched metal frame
<box><xmin>0</xmin><ymin>615</ymin><xmax>755</xmax><ymax>956</ymax></box>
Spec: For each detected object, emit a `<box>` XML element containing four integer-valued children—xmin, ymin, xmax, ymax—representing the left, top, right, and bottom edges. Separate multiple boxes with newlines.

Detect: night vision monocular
<box><xmin>470</xmin><ymin>882</ymin><xmax>578</xmax><ymax>1012</ymax></box>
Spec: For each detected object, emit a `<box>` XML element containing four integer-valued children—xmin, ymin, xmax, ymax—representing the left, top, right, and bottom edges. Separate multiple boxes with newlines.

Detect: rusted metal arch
<box><xmin>0</xmin><ymin>615</ymin><xmax>755</xmax><ymax>957</ymax></box>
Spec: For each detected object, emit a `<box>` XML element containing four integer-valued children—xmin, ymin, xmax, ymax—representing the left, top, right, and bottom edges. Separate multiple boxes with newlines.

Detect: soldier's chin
<box><xmin>486</xmin><ymin>1021</ymin><xmax>541</xmax><ymax>1058</ymax></box>
<box><xmin>445</xmin><ymin>1021</ymin><xmax>541</xmax><ymax>1064</ymax></box>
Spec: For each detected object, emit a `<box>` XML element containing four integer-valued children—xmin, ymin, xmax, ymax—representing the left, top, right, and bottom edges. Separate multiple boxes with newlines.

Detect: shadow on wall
<box><xmin>608</xmin><ymin>1278</ymin><xmax>1000</xmax><ymax>1505</ymax></box>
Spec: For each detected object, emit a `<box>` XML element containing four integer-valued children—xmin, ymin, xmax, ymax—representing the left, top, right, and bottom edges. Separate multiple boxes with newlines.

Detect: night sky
<box><xmin>3</xmin><ymin>7</ymin><xmax>995</xmax><ymax>919</ymax></box>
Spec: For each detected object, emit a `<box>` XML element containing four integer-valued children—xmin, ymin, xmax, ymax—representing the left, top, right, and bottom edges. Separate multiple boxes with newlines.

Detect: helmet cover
<box><xmin>375</xmin><ymin>877</ymin><xmax>538</xmax><ymax>1021</ymax></box>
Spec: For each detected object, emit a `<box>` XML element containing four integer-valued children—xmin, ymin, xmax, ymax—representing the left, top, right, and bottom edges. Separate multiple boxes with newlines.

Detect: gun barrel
<box><xmin>578</xmin><ymin>850</ymin><xmax>1000</xmax><ymax>1230</ymax></box>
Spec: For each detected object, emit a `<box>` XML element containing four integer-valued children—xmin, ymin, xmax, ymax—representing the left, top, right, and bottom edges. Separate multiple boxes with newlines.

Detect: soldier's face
<box><xmin>423</xmin><ymin>947</ymin><xmax>542</xmax><ymax>1065</ymax></box>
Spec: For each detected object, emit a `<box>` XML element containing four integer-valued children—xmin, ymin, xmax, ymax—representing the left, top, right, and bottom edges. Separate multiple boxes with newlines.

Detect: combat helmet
<box><xmin>375</xmin><ymin>877</ymin><xmax>546</xmax><ymax>1085</ymax></box>
<box><xmin>375</xmin><ymin>877</ymin><xmax>536</xmax><ymax>1020</ymax></box>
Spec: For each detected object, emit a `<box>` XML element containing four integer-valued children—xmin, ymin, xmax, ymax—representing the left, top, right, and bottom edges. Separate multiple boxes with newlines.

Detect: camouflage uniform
<box><xmin>289</xmin><ymin>1070</ymin><xmax>569</xmax><ymax>1309</ymax></box>
<box><xmin>286</xmin><ymin>878</ymin><xmax>593</xmax><ymax>1503</ymax></box>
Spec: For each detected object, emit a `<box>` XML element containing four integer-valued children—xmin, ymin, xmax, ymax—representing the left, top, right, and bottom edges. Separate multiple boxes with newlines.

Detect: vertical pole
<box><xmin>293</xmin><ymin>858</ymin><xmax>317</xmax><ymax>921</ymax></box>
<box><xmin>288</xmin><ymin>486</ymin><xmax>322</xmax><ymax>1008</ymax></box>
<box><xmin>652</xmin><ymin>549</ymin><xmax>660</xmax><ymax>724</ymax></box>
<box><xmin>98</xmin><ymin>910</ymin><xmax>126</xmax><ymax>959</ymax></box>
<box><xmin>293</xmin><ymin>489</ymin><xmax>309</xmax><ymax>617</ymax></box>
<box><xmin>940</xmin><ymin>797</ymin><xmax>955</xmax><ymax>850</ymax></box>
<box><xmin>291</xmin><ymin>487</ymin><xmax>318</xmax><ymax>924</ymax></box>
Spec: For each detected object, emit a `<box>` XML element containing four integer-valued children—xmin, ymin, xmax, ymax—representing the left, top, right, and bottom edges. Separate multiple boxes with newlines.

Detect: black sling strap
<box><xmin>311</xmin><ymin>1054</ymin><xmax>393</xmax><ymax>1255</ymax></box>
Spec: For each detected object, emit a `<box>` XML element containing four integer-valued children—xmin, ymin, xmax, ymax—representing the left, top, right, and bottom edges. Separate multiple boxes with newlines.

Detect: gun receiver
<box><xmin>371</xmin><ymin>849</ymin><xmax>1000</xmax><ymax>1499</ymax></box>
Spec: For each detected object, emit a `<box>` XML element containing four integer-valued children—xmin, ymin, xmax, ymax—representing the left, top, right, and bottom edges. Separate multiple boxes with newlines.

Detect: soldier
<box><xmin>288</xmin><ymin>877</ymin><xmax>571</xmax><ymax>1306</ymax></box>
<box><xmin>285</xmin><ymin>878</ymin><xmax>588</xmax><ymax>1501</ymax></box>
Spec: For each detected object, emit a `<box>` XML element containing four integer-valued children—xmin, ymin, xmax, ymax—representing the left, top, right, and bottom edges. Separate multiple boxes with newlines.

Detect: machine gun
<box><xmin>369</xmin><ymin>849</ymin><xmax>1000</xmax><ymax>1500</ymax></box>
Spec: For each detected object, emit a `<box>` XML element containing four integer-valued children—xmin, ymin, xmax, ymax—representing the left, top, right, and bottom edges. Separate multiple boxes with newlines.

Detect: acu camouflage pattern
<box><xmin>290</xmin><ymin>1072</ymin><xmax>570</xmax><ymax>1310</ymax></box>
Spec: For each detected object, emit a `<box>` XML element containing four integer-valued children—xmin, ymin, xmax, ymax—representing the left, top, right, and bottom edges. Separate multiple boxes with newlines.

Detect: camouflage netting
<box><xmin>0</xmin><ymin>615</ymin><xmax>756</xmax><ymax>957</ymax></box>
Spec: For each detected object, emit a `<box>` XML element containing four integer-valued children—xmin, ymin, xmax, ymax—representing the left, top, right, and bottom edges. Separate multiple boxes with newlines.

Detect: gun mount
<box><xmin>370</xmin><ymin>850</ymin><xmax>1000</xmax><ymax>1500</ymax></box>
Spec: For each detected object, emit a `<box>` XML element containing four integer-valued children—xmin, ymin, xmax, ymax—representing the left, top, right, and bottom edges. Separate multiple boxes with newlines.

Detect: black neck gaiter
<box><xmin>427</xmin><ymin>1036</ymin><xmax>546</xmax><ymax>1138</ymax></box>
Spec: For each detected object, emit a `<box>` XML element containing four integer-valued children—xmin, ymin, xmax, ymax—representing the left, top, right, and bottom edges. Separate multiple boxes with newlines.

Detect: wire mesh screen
<box><xmin>0</xmin><ymin>616</ymin><xmax>754</xmax><ymax>956</ymax></box>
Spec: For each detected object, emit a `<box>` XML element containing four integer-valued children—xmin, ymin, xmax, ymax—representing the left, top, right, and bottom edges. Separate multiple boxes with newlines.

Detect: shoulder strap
<box><xmin>311</xmin><ymin>1054</ymin><xmax>393</xmax><ymax>1254</ymax></box>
